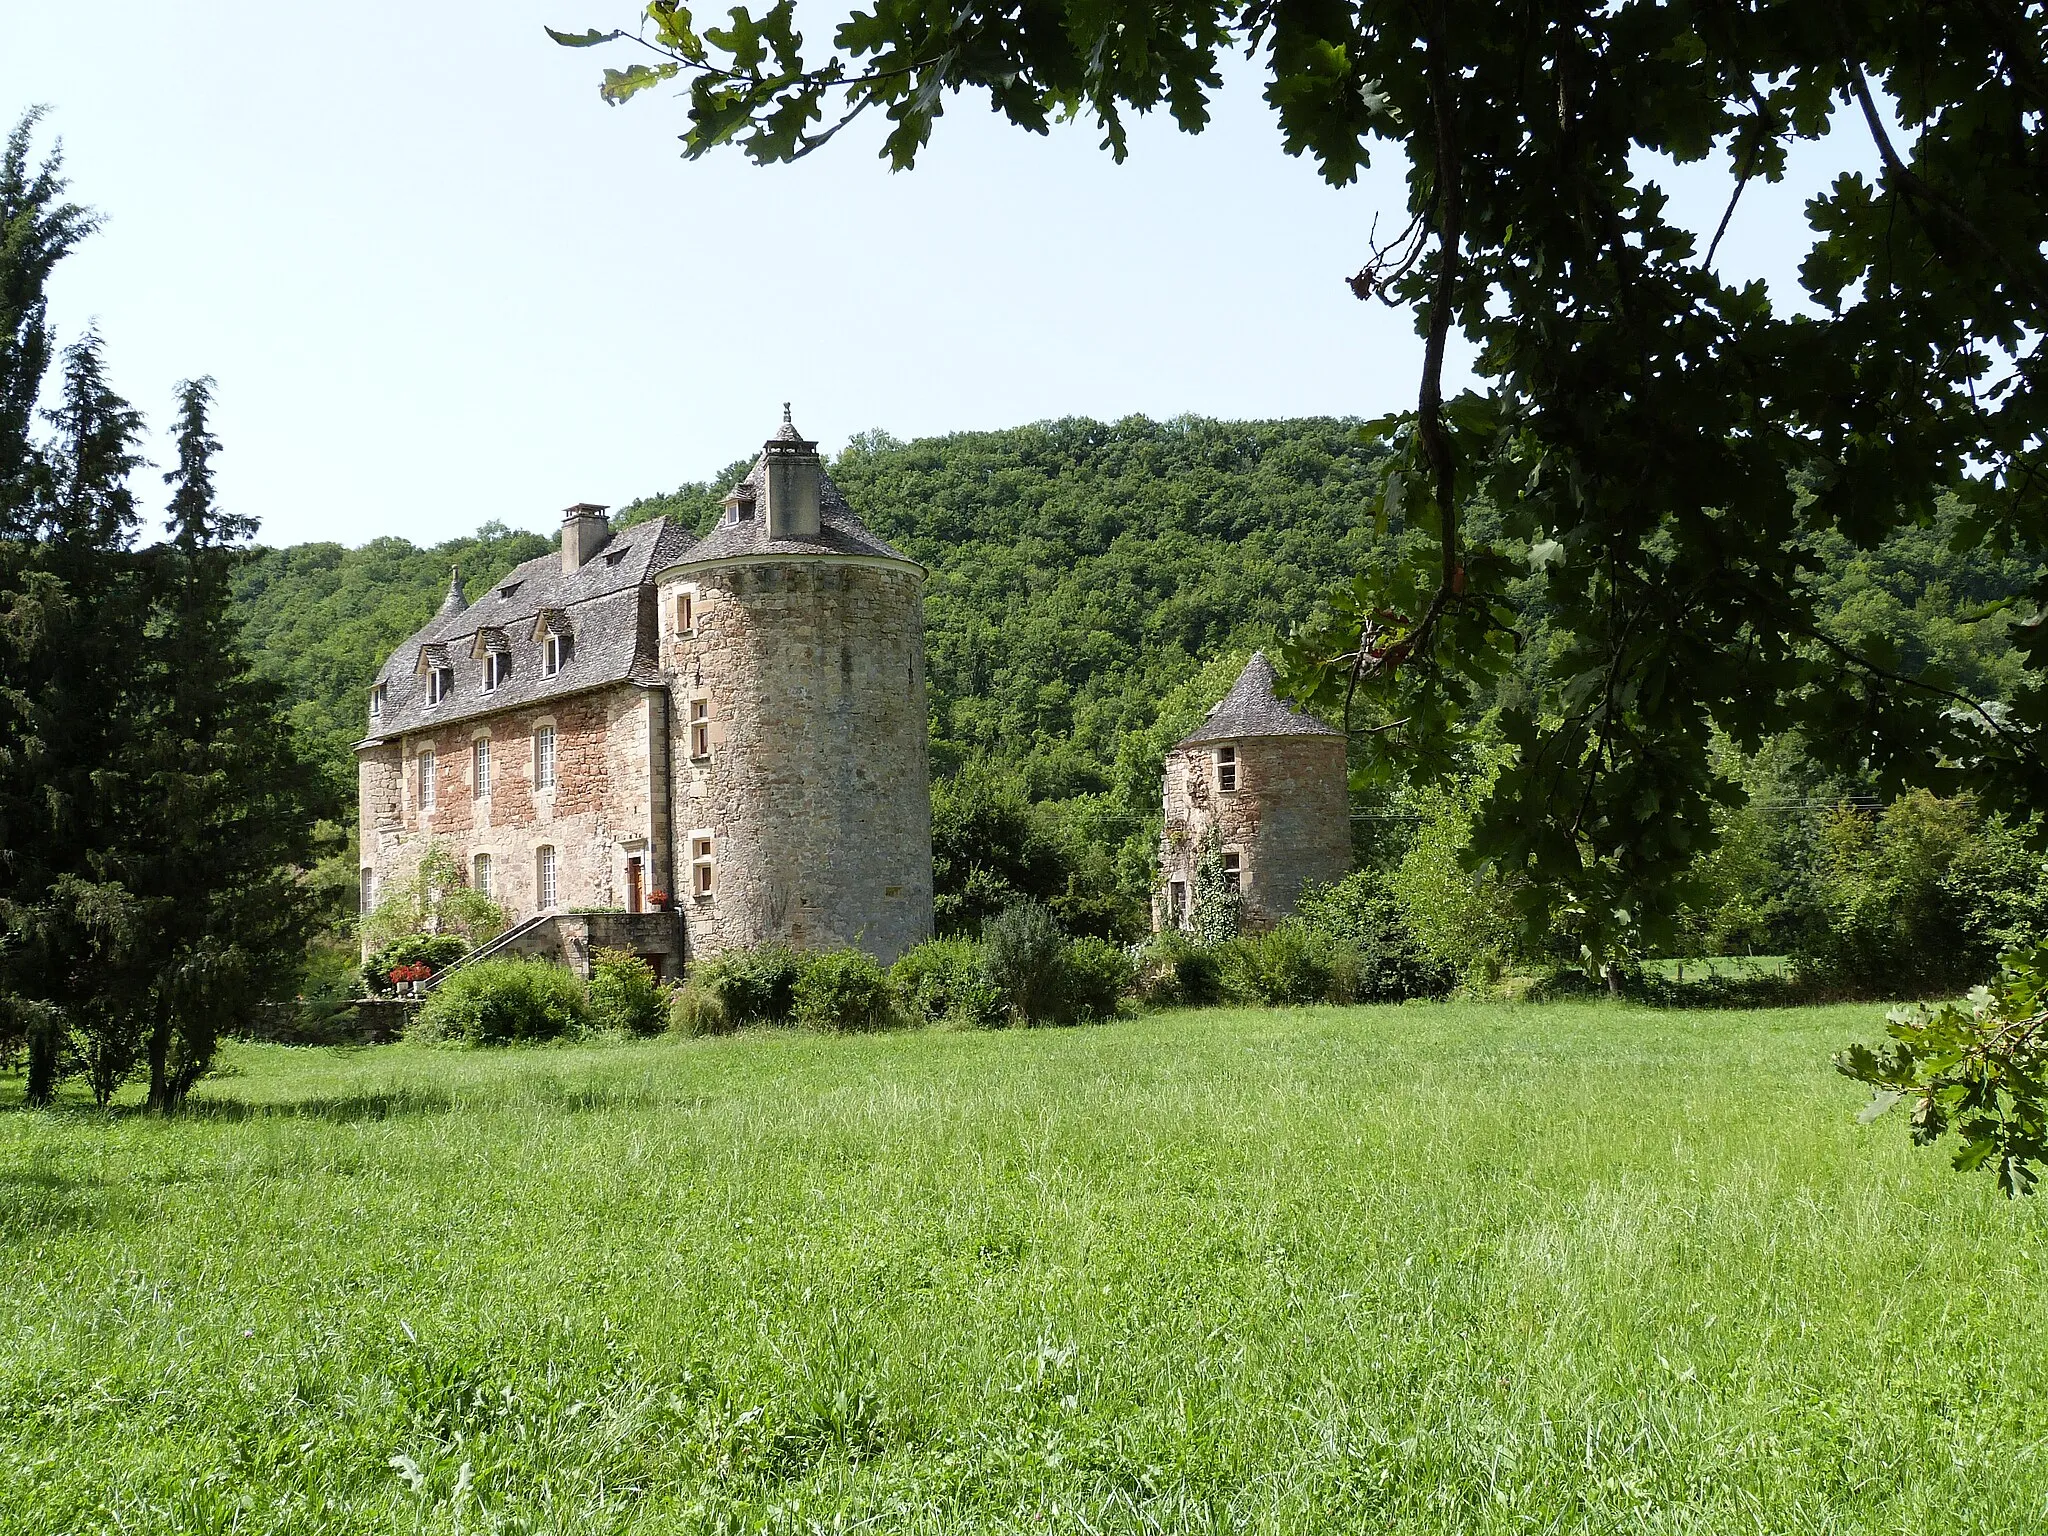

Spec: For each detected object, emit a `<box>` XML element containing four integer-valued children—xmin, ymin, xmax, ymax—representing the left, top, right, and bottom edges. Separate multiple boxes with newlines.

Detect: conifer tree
<box><xmin>137</xmin><ymin>379</ymin><xmax>325</xmax><ymax>1110</ymax></box>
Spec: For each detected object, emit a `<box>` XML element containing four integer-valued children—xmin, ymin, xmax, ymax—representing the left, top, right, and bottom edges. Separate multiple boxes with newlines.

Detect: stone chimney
<box><xmin>561</xmin><ymin>503</ymin><xmax>612</xmax><ymax>572</ymax></box>
<box><xmin>763</xmin><ymin>404</ymin><xmax>821</xmax><ymax>540</ymax></box>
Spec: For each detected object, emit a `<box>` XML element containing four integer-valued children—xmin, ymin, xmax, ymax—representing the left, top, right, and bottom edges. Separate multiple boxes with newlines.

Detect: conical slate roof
<box><xmin>1176</xmin><ymin>652</ymin><xmax>1341</xmax><ymax>747</ymax></box>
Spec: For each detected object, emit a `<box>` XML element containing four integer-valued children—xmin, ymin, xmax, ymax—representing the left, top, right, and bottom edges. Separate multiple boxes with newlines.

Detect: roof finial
<box><xmin>439</xmin><ymin>564</ymin><xmax>468</xmax><ymax>614</ymax></box>
<box><xmin>782</xmin><ymin>401</ymin><xmax>792</xmax><ymax>425</ymax></box>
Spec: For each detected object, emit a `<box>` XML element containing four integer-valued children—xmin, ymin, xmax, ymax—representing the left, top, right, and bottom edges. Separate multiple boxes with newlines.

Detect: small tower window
<box><xmin>690</xmin><ymin>698</ymin><xmax>710</xmax><ymax>759</ymax></box>
<box><xmin>360</xmin><ymin>866</ymin><xmax>375</xmax><ymax>913</ymax></box>
<box><xmin>691</xmin><ymin>834</ymin><xmax>715</xmax><ymax>898</ymax></box>
<box><xmin>536</xmin><ymin>845</ymin><xmax>558</xmax><ymax>909</ymax></box>
<box><xmin>1222</xmin><ymin>850</ymin><xmax>1242</xmax><ymax>894</ymax></box>
<box><xmin>369</xmin><ymin>683</ymin><xmax>386</xmax><ymax>719</ymax></box>
<box><xmin>1215</xmin><ymin>745</ymin><xmax>1238</xmax><ymax>792</ymax></box>
<box><xmin>426</xmin><ymin>666</ymin><xmax>454</xmax><ymax>706</ymax></box>
<box><xmin>674</xmin><ymin>591</ymin><xmax>694</xmax><ymax>634</ymax></box>
<box><xmin>418</xmin><ymin>750</ymin><xmax>437</xmax><ymax>811</ymax></box>
<box><xmin>1169</xmin><ymin>879</ymin><xmax>1188</xmax><ymax>929</ymax></box>
<box><xmin>533</xmin><ymin>725</ymin><xmax>555</xmax><ymax>789</ymax></box>
<box><xmin>472</xmin><ymin>852</ymin><xmax>493</xmax><ymax>899</ymax></box>
<box><xmin>473</xmin><ymin>737</ymin><xmax>492</xmax><ymax>798</ymax></box>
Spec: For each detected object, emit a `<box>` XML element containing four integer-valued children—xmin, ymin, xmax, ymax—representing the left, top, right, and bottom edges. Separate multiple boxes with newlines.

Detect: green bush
<box><xmin>1063</xmin><ymin>936</ymin><xmax>1134</xmax><ymax>1022</ymax></box>
<box><xmin>1217</xmin><ymin>921</ymin><xmax>1360</xmax><ymax>1006</ymax></box>
<box><xmin>980</xmin><ymin>902</ymin><xmax>1073</xmax><ymax>1024</ymax></box>
<box><xmin>793</xmin><ymin>949</ymin><xmax>896</xmax><ymax>1032</ymax></box>
<box><xmin>667</xmin><ymin>978</ymin><xmax>731</xmax><ymax>1036</ymax></box>
<box><xmin>1295</xmin><ymin>871</ymin><xmax>1455</xmax><ymax>1001</ymax></box>
<box><xmin>413</xmin><ymin>957</ymin><xmax>588</xmax><ymax>1046</ymax></box>
<box><xmin>587</xmin><ymin>947</ymin><xmax>666</xmax><ymax>1036</ymax></box>
<box><xmin>1132</xmin><ymin>928</ymin><xmax>1225</xmax><ymax>1008</ymax></box>
<box><xmin>891</xmin><ymin>939</ymin><xmax>1005</xmax><ymax>1028</ymax></box>
<box><xmin>687</xmin><ymin>945</ymin><xmax>806</xmax><ymax>1026</ymax></box>
<box><xmin>362</xmin><ymin>932</ymin><xmax>470</xmax><ymax>995</ymax></box>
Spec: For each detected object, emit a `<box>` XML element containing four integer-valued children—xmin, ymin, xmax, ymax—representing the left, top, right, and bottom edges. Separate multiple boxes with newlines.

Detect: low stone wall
<box><xmin>486</xmin><ymin>910</ymin><xmax>687</xmax><ymax>981</ymax></box>
<box><xmin>239</xmin><ymin>998</ymin><xmax>418</xmax><ymax>1046</ymax></box>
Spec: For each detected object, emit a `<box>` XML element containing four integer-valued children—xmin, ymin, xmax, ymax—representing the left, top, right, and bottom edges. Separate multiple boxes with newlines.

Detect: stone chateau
<box><xmin>1156</xmin><ymin>652</ymin><xmax>1351</xmax><ymax>931</ymax></box>
<box><xmin>357</xmin><ymin>410</ymin><xmax>934</xmax><ymax>973</ymax></box>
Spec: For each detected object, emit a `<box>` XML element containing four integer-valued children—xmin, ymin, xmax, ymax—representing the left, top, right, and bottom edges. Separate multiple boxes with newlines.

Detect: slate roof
<box><xmin>359</xmin><ymin>416</ymin><xmax>916</xmax><ymax>750</ymax></box>
<box><xmin>670</xmin><ymin>458</ymin><xmax>913</xmax><ymax>567</ymax></box>
<box><xmin>361</xmin><ymin>513</ymin><xmax>694</xmax><ymax>745</ymax></box>
<box><xmin>1176</xmin><ymin>652</ymin><xmax>1342</xmax><ymax>747</ymax></box>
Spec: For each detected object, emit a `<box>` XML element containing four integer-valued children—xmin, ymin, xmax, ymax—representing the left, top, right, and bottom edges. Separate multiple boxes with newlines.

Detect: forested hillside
<box><xmin>231</xmin><ymin>413</ymin><xmax>2039</xmax><ymax>943</ymax></box>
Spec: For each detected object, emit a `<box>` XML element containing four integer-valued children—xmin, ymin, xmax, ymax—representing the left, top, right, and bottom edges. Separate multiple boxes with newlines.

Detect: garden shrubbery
<box><xmin>362</xmin><ymin>932</ymin><xmax>470</xmax><ymax>996</ymax></box>
<box><xmin>587</xmin><ymin>947</ymin><xmax>667</xmax><ymax>1036</ymax></box>
<box><xmin>794</xmin><ymin>950</ymin><xmax>896</xmax><ymax>1032</ymax></box>
<box><xmin>414</xmin><ymin>957</ymin><xmax>590</xmax><ymax>1045</ymax></box>
<box><xmin>889</xmin><ymin>939</ymin><xmax>1005</xmax><ymax>1028</ymax></box>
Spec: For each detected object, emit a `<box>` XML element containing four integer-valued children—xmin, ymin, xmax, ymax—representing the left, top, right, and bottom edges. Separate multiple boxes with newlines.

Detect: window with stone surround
<box><xmin>1222</xmin><ymin>849</ymin><xmax>1242</xmax><ymax>894</ymax></box>
<box><xmin>674</xmin><ymin>589</ymin><xmax>694</xmax><ymax>635</ymax></box>
<box><xmin>533</xmin><ymin>725</ymin><xmax>555</xmax><ymax>789</ymax></box>
<box><xmin>360</xmin><ymin>867</ymin><xmax>374</xmax><ymax>913</ymax></box>
<box><xmin>1215</xmin><ymin>745</ymin><xmax>1238</xmax><ymax>793</ymax></box>
<box><xmin>419</xmin><ymin>750</ymin><xmax>436</xmax><ymax>811</ymax></box>
<box><xmin>690</xmin><ymin>833</ymin><xmax>715</xmax><ymax>898</ymax></box>
<box><xmin>536</xmin><ymin>845</ymin><xmax>558</xmax><ymax>909</ymax></box>
<box><xmin>690</xmin><ymin>698</ymin><xmax>710</xmax><ymax>760</ymax></box>
<box><xmin>1169</xmin><ymin>879</ymin><xmax>1188</xmax><ymax>928</ymax></box>
<box><xmin>473</xmin><ymin>852</ymin><xmax>493</xmax><ymax>899</ymax></box>
<box><xmin>473</xmin><ymin>736</ymin><xmax>491</xmax><ymax>798</ymax></box>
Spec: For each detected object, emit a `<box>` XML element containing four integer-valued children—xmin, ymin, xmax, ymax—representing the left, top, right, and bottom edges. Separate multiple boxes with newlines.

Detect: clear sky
<box><xmin>6</xmin><ymin>2</ymin><xmax>1870</xmax><ymax>548</ymax></box>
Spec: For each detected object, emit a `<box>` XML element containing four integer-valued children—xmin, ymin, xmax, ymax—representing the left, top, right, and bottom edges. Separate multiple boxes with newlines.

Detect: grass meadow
<box><xmin>4</xmin><ymin>1001</ymin><xmax>2045</xmax><ymax>1534</ymax></box>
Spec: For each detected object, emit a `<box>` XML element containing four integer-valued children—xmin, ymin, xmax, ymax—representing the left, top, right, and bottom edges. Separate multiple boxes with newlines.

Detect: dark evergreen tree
<box><xmin>137</xmin><ymin>379</ymin><xmax>327</xmax><ymax>1110</ymax></box>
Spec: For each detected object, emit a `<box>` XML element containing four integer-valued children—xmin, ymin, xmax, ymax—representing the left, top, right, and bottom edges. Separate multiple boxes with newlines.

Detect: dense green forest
<box><xmin>230</xmin><ymin>413</ymin><xmax>2042</xmax><ymax>958</ymax></box>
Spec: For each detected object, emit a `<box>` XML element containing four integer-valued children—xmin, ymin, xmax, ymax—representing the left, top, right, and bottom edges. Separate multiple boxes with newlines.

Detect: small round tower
<box><xmin>655</xmin><ymin>409</ymin><xmax>932</xmax><ymax>964</ymax></box>
<box><xmin>1156</xmin><ymin>652</ymin><xmax>1349</xmax><ymax>932</ymax></box>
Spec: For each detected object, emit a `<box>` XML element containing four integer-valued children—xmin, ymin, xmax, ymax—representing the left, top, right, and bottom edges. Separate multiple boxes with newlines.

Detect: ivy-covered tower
<box><xmin>1156</xmin><ymin>652</ymin><xmax>1350</xmax><ymax>932</ymax></box>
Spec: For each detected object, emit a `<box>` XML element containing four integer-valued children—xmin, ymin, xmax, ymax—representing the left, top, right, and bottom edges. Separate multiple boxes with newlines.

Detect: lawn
<box><xmin>3</xmin><ymin>1002</ymin><xmax>2044</xmax><ymax>1534</ymax></box>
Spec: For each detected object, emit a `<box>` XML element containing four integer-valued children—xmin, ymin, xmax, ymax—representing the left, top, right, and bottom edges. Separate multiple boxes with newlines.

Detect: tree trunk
<box><xmin>25</xmin><ymin>1025</ymin><xmax>58</xmax><ymax>1108</ymax></box>
<box><xmin>145</xmin><ymin>1011</ymin><xmax>173</xmax><ymax>1113</ymax></box>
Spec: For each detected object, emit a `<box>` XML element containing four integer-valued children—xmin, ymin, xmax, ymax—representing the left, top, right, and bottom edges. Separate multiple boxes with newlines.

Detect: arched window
<box><xmin>536</xmin><ymin>845</ymin><xmax>558</xmax><ymax>909</ymax></box>
<box><xmin>473</xmin><ymin>853</ymin><xmax>493</xmax><ymax>899</ymax></box>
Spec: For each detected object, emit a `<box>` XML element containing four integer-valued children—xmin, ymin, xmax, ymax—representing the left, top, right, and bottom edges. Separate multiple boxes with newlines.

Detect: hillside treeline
<box><xmin>231</xmin><ymin>415</ymin><xmax>2044</xmax><ymax>981</ymax></box>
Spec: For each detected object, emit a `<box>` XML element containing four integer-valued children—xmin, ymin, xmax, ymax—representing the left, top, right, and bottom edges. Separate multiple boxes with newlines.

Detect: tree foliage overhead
<box><xmin>556</xmin><ymin>0</ymin><xmax>2048</xmax><ymax>962</ymax></box>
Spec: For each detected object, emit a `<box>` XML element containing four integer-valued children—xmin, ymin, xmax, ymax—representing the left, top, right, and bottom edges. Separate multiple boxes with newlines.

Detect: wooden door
<box><xmin>626</xmin><ymin>857</ymin><xmax>643</xmax><ymax>914</ymax></box>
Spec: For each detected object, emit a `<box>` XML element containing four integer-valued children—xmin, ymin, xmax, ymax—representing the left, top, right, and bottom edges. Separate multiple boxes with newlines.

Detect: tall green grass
<box><xmin>3</xmin><ymin>1002</ymin><xmax>2044</xmax><ymax>1533</ymax></box>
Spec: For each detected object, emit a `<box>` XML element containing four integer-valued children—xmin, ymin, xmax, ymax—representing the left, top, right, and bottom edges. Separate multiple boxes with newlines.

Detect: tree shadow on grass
<box><xmin>0</xmin><ymin>1160</ymin><xmax>134</xmax><ymax>1240</ymax></box>
<box><xmin>180</xmin><ymin>1086</ymin><xmax>461</xmax><ymax>1124</ymax></box>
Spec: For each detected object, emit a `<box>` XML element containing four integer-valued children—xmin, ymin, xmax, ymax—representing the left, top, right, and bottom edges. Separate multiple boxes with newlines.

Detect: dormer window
<box><xmin>498</xmin><ymin>581</ymin><xmax>522</xmax><ymax>600</ymax></box>
<box><xmin>369</xmin><ymin>682</ymin><xmax>386</xmax><ymax>719</ymax></box>
<box><xmin>426</xmin><ymin>666</ymin><xmax>454</xmax><ymax>706</ymax></box>
<box><xmin>481</xmin><ymin>651</ymin><xmax>510</xmax><ymax>693</ymax></box>
<box><xmin>603</xmin><ymin>549</ymin><xmax>627</xmax><ymax>567</ymax></box>
<box><xmin>544</xmin><ymin>632</ymin><xmax>571</xmax><ymax>677</ymax></box>
<box><xmin>723</xmin><ymin>495</ymin><xmax>756</xmax><ymax>527</ymax></box>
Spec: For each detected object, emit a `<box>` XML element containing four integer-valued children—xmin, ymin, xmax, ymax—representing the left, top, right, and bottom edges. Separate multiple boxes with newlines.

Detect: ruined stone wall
<box><xmin>356</xmin><ymin>682</ymin><xmax>666</xmax><ymax>938</ymax></box>
<box><xmin>1157</xmin><ymin>734</ymin><xmax>1350</xmax><ymax>930</ymax></box>
<box><xmin>661</xmin><ymin>557</ymin><xmax>932</xmax><ymax>964</ymax></box>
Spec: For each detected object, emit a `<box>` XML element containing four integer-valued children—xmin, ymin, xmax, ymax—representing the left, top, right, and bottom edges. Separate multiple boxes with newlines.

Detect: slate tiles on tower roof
<box><xmin>1175</xmin><ymin>651</ymin><xmax>1342</xmax><ymax>747</ymax></box>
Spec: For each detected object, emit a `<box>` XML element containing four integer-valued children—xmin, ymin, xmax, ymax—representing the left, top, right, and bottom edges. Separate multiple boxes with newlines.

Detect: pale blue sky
<box><xmin>7</xmin><ymin>2</ymin><xmax>1870</xmax><ymax>547</ymax></box>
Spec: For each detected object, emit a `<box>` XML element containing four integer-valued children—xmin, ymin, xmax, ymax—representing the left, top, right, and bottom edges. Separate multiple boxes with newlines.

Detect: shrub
<box><xmin>981</xmin><ymin>901</ymin><xmax>1073</xmax><ymax>1024</ymax></box>
<box><xmin>1132</xmin><ymin>928</ymin><xmax>1225</xmax><ymax>1008</ymax></box>
<box><xmin>587</xmin><ymin>947</ymin><xmax>666</xmax><ymax>1036</ymax></box>
<box><xmin>794</xmin><ymin>949</ymin><xmax>896</xmax><ymax>1032</ymax></box>
<box><xmin>1217</xmin><ymin>921</ymin><xmax>1359</xmax><ymax>1006</ymax></box>
<box><xmin>687</xmin><ymin>944</ymin><xmax>806</xmax><ymax>1026</ymax></box>
<box><xmin>413</xmin><ymin>957</ymin><xmax>588</xmax><ymax>1045</ymax></box>
<box><xmin>362</xmin><ymin>932</ymin><xmax>470</xmax><ymax>995</ymax></box>
<box><xmin>1294</xmin><ymin>871</ymin><xmax>1455</xmax><ymax>1001</ymax></box>
<box><xmin>1063</xmin><ymin>936</ymin><xmax>1134</xmax><ymax>1021</ymax></box>
<box><xmin>667</xmin><ymin>978</ymin><xmax>731</xmax><ymax>1037</ymax></box>
<box><xmin>891</xmin><ymin>939</ymin><xmax>1005</xmax><ymax>1028</ymax></box>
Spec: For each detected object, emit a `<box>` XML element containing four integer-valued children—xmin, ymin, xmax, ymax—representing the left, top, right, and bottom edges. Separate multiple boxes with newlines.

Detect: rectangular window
<box><xmin>690</xmin><ymin>698</ymin><xmax>710</xmax><ymax>759</ymax></box>
<box><xmin>473</xmin><ymin>737</ymin><xmax>491</xmax><ymax>798</ymax></box>
<box><xmin>427</xmin><ymin>666</ymin><xmax>454</xmax><ymax>706</ymax></box>
<box><xmin>481</xmin><ymin>652</ymin><xmax>509</xmax><ymax>692</ymax></box>
<box><xmin>419</xmin><ymin>750</ymin><xmax>436</xmax><ymax>811</ymax></box>
<box><xmin>674</xmin><ymin>591</ymin><xmax>694</xmax><ymax>634</ymax></box>
<box><xmin>533</xmin><ymin>725</ymin><xmax>555</xmax><ymax>789</ymax></box>
<box><xmin>1168</xmin><ymin>879</ymin><xmax>1187</xmax><ymax>928</ymax></box>
<box><xmin>1222</xmin><ymin>851</ymin><xmax>1242</xmax><ymax>894</ymax></box>
<box><xmin>543</xmin><ymin>633</ymin><xmax>570</xmax><ymax>677</ymax></box>
<box><xmin>536</xmin><ymin>845</ymin><xmax>557</xmax><ymax>909</ymax></box>
<box><xmin>1216</xmin><ymin>745</ymin><xmax>1238</xmax><ymax>792</ymax></box>
<box><xmin>360</xmin><ymin>866</ymin><xmax>375</xmax><ymax>913</ymax></box>
<box><xmin>473</xmin><ymin>852</ymin><xmax>493</xmax><ymax>899</ymax></box>
<box><xmin>369</xmin><ymin>683</ymin><xmax>386</xmax><ymax>719</ymax></box>
<box><xmin>691</xmin><ymin>834</ymin><xmax>714</xmax><ymax>897</ymax></box>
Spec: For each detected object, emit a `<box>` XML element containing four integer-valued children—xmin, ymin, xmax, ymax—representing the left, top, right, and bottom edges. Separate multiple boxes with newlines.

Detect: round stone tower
<box><xmin>1157</xmin><ymin>652</ymin><xmax>1350</xmax><ymax>932</ymax></box>
<box><xmin>655</xmin><ymin>409</ymin><xmax>933</xmax><ymax>963</ymax></box>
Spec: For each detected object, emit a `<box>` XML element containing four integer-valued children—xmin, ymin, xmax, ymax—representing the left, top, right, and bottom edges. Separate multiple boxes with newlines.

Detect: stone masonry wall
<box><xmin>661</xmin><ymin>558</ymin><xmax>932</xmax><ymax>964</ymax></box>
<box><xmin>1157</xmin><ymin>733</ymin><xmax>1350</xmax><ymax>930</ymax></box>
<box><xmin>359</xmin><ymin>682</ymin><xmax>665</xmax><ymax>945</ymax></box>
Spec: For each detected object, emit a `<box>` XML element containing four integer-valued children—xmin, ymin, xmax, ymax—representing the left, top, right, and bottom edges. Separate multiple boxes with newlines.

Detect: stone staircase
<box><xmin>421</xmin><ymin>913</ymin><xmax>557</xmax><ymax>992</ymax></box>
